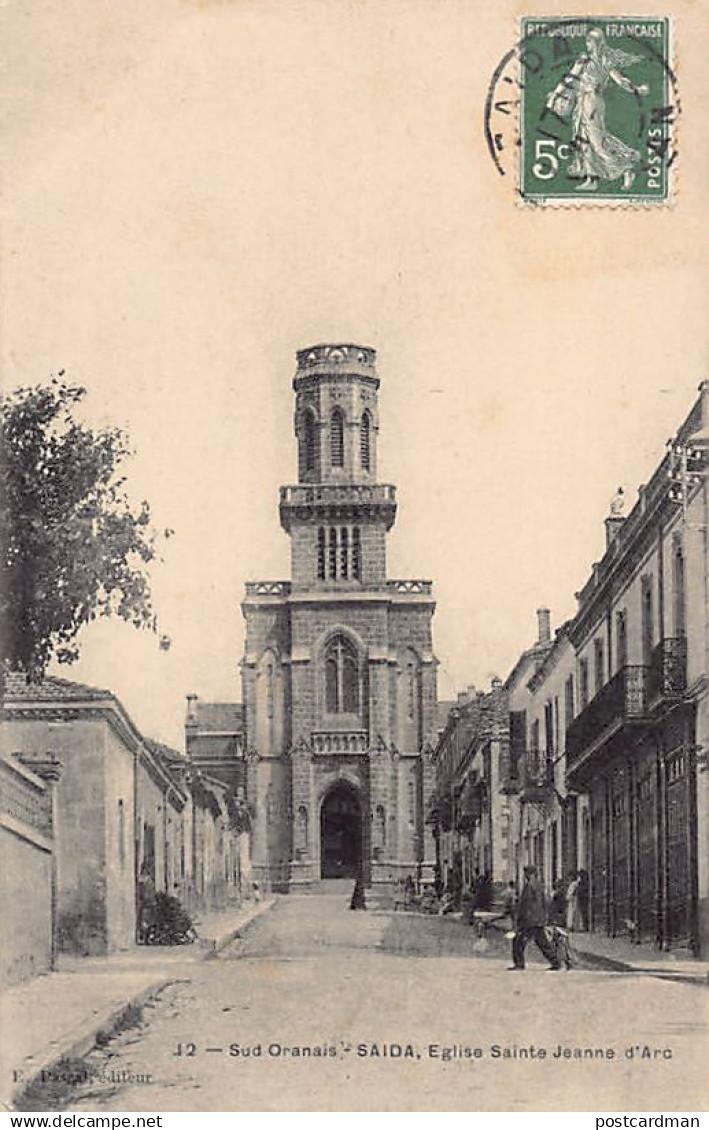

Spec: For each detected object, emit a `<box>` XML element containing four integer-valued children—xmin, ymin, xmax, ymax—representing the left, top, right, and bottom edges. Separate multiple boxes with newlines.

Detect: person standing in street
<box><xmin>566</xmin><ymin>871</ymin><xmax>581</xmax><ymax>931</ymax></box>
<box><xmin>550</xmin><ymin>877</ymin><xmax>566</xmax><ymax>926</ymax></box>
<box><xmin>577</xmin><ymin>869</ymin><xmax>590</xmax><ymax>931</ymax></box>
<box><xmin>350</xmin><ymin>867</ymin><xmax>367</xmax><ymax>910</ymax></box>
<box><xmin>509</xmin><ymin>864</ymin><xmax>561</xmax><ymax>970</ymax></box>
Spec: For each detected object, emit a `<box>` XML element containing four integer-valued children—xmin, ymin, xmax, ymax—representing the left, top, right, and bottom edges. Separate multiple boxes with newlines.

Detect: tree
<box><xmin>1</xmin><ymin>374</ymin><xmax>172</xmax><ymax>681</ymax></box>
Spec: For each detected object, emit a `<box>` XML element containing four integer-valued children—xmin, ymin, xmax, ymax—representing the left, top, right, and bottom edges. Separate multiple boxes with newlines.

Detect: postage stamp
<box><xmin>520</xmin><ymin>17</ymin><xmax>674</xmax><ymax>203</ymax></box>
<box><xmin>485</xmin><ymin>17</ymin><xmax>677</xmax><ymax>204</ymax></box>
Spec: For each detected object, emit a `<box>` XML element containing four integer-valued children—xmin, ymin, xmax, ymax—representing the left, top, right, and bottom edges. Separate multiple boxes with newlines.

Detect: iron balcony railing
<box><xmin>647</xmin><ymin>637</ymin><xmax>687</xmax><ymax>705</ymax></box>
<box><xmin>520</xmin><ymin>748</ymin><xmax>555</xmax><ymax>804</ymax></box>
<box><xmin>566</xmin><ymin>664</ymin><xmax>649</xmax><ymax>770</ymax></box>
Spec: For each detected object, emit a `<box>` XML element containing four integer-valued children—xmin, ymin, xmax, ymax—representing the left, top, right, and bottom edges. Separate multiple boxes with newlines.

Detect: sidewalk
<box><xmin>571</xmin><ymin>930</ymin><xmax>709</xmax><ymax>985</ymax></box>
<box><xmin>0</xmin><ymin>898</ymin><xmax>274</xmax><ymax>1110</ymax></box>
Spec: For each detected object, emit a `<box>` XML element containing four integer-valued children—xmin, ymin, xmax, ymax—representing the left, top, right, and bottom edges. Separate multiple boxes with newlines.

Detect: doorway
<box><xmin>320</xmin><ymin>784</ymin><xmax>361</xmax><ymax>879</ymax></box>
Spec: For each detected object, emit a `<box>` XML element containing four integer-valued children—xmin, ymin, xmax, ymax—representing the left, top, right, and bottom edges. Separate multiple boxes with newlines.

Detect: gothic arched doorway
<box><xmin>320</xmin><ymin>783</ymin><xmax>361</xmax><ymax>879</ymax></box>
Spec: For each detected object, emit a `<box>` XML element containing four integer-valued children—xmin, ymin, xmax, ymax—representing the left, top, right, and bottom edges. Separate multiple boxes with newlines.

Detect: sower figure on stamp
<box><xmin>509</xmin><ymin>865</ymin><xmax>560</xmax><ymax>971</ymax></box>
<box><xmin>546</xmin><ymin>27</ymin><xmax>649</xmax><ymax>192</ymax></box>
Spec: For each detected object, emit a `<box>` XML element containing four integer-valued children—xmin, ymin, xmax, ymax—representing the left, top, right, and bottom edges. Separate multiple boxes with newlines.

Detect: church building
<box><xmin>240</xmin><ymin>343</ymin><xmax>440</xmax><ymax>891</ymax></box>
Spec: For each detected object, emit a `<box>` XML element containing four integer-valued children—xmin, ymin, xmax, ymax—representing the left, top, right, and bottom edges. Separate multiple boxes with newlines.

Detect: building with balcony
<box><xmin>495</xmin><ymin>381</ymin><xmax>708</xmax><ymax>954</ymax></box>
<box><xmin>238</xmin><ymin>344</ymin><xmax>440</xmax><ymax>891</ymax></box>
<box><xmin>432</xmin><ymin>680</ymin><xmax>508</xmax><ymax>895</ymax></box>
<box><xmin>511</xmin><ymin>623</ymin><xmax>581</xmax><ymax>896</ymax></box>
<box><xmin>562</xmin><ymin>384</ymin><xmax>708</xmax><ymax>954</ymax></box>
<box><xmin>497</xmin><ymin>608</ymin><xmax>558</xmax><ymax>887</ymax></box>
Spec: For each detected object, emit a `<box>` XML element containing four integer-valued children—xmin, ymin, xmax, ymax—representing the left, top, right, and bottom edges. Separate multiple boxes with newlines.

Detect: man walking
<box><xmin>509</xmin><ymin>865</ymin><xmax>560</xmax><ymax>970</ymax></box>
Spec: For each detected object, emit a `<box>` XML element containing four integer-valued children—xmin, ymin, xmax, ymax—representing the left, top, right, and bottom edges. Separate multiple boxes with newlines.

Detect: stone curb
<box><xmin>573</xmin><ymin>946</ymin><xmax>709</xmax><ymax>986</ymax></box>
<box><xmin>197</xmin><ymin>898</ymin><xmax>276</xmax><ymax>956</ymax></box>
<box><xmin>9</xmin><ymin>899</ymin><xmax>276</xmax><ymax>1110</ymax></box>
<box><xmin>8</xmin><ymin>977</ymin><xmax>176</xmax><ymax>1110</ymax></box>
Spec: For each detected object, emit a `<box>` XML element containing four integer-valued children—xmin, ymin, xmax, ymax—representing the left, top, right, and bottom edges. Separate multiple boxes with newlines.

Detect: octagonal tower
<box><xmin>242</xmin><ymin>343</ymin><xmax>438</xmax><ymax>893</ymax></box>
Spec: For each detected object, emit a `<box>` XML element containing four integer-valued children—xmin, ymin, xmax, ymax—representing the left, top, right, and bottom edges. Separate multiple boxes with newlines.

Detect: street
<box><xmin>55</xmin><ymin>888</ymin><xmax>707</xmax><ymax>1112</ymax></box>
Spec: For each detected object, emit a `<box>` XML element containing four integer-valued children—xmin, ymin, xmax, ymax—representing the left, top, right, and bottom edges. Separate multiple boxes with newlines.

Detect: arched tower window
<box><xmin>317</xmin><ymin>528</ymin><xmax>326</xmax><ymax>580</ymax></box>
<box><xmin>360</xmin><ymin>411</ymin><xmax>371</xmax><ymax>471</ymax></box>
<box><xmin>340</xmin><ymin>526</ymin><xmax>349</xmax><ymax>579</ymax></box>
<box><xmin>330</xmin><ymin>409</ymin><xmax>344</xmax><ymax>467</ymax></box>
<box><xmin>329</xmin><ymin>527</ymin><xmax>337</xmax><ymax>580</ymax></box>
<box><xmin>303</xmin><ymin>410</ymin><xmax>317</xmax><ymax>474</ymax></box>
<box><xmin>374</xmin><ymin>805</ymin><xmax>386</xmax><ymax>851</ymax></box>
<box><xmin>408</xmin><ymin>778</ymin><xmax>416</xmax><ymax>825</ymax></box>
<box><xmin>352</xmin><ymin>527</ymin><xmax>362</xmax><ymax>581</ymax></box>
<box><xmin>266</xmin><ymin>660</ymin><xmax>274</xmax><ymax>720</ymax></box>
<box><xmin>325</xmin><ymin>635</ymin><xmax>360</xmax><ymax>714</ymax></box>
<box><xmin>407</xmin><ymin>660</ymin><xmax>417</xmax><ymax>720</ymax></box>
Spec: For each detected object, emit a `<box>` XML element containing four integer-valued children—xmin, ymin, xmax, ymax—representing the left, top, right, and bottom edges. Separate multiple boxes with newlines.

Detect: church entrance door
<box><xmin>320</xmin><ymin>784</ymin><xmax>361</xmax><ymax>879</ymax></box>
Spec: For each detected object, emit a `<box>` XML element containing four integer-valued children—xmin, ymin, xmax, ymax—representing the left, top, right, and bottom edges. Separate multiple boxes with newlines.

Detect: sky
<box><xmin>3</xmin><ymin>0</ymin><xmax>708</xmax><ymax>750</ymax></box>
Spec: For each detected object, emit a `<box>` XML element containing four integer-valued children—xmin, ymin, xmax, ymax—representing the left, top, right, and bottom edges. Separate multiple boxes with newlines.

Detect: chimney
<box><xmin>536</xmin><ymin>607</ymin><xmax>551</xmax><ymax>644</ymax></box>
<box><xmin>186</xmin><ymin>693</ymin><xmax>198</xmax><ymax>725</ymax></box>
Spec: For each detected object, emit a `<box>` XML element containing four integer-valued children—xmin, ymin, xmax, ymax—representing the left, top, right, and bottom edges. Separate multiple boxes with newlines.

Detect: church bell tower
<box><xmin>280</xmin><ymin>344</ymin><xmax>396</xmax><ymax>591</ymax></box>
<box><xmin>242</xmin><ymin>343</ymin><xmax>438</xmax><ymax>893</ymax></box>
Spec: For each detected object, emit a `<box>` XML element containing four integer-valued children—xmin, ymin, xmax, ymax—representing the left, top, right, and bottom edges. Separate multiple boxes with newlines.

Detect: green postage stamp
<box><xmin>518</xmin><ymin>17</ymin><xmax>675</xmax><ymax>203</ymax></box>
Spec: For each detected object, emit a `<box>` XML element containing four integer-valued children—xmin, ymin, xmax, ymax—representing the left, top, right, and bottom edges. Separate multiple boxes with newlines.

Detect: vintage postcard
<box><xmin>1</xmin><ymin>0</ymin><xmax>708</xmax><ymax>1117</ymax></box>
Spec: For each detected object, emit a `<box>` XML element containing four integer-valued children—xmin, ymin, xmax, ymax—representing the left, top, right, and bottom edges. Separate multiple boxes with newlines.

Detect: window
<box><xmin>142</xmin><ymin>822</ymin><xmax>156</xmax><ymax>881</ymax></box>
<box><xmin>329</xmin><ymin>527</ymin><xmax>337</xmax><ymax>580</ymax></box>
<box><xmin>360</xmin><ymin>412</ymin><xmax>371</xmax><ymax>471</ymax></box>
<box><xmin>594</xmin><ymin>638</ymin><xmax>604</xmax><ymax>695</ymax></box>
<box><xmin>407</xmin><ymin>662</ymin><xmax>417</xmax><ymax>720</ymax></box>
<box><xmin>374</xmin><ymin>805</ymin><xmax>386</xmax><ymax>849</ymax></box>
<box><xmin>564</xmin><ymin>676</ymin><xmax>574</xmax><ymax>726</ymax></box>
<box><xmin>330</xmin><ymin>409</ymin><xmax>344</xmax><ymax>467</ymax></box>
<box><xmin>325</xmin><ymin>635</ymin><xmax>360</xmax><ymax>713</ymax></box>
<box><xmin>118</xmin><ymin>800</ymin><xmax>125</xmax><ymax>868</ymax></box>
<box><xmin>673</xmin><ymin>540</ymin><xmax>686</xmax><ymax>638</ymax></box>
<box><xmin>320</xmin><ymin>526</ymin><xmax>362</xmax><ymax>582</ymax></box>
<box><xmin>352</xmin><ymin>527</ymin><xmax>362</xmax><ymax>580</ymax></box>
<box><xmin>303</xmin><ymin>410</ymin><xmax>316</xmax><ymax>473</ymax></box>
<box><xmin>408</xmin><ymin>779</ymin><xmax>416</xmax><ymax>825</ymax></box>
<box><xmin>616</xmin><ymin>610</ymin><xmax>628</xmax><ymax>669</ymax></box>
<box><xmin>509</xmin><ymin>710</ymin><xmax>526</xmax><ymax>780</ymax></box>
<box><xmin>544</xmin><ymin>702</ymin><xmax>554</xmax><ymax>757</ymax></box>
<box><xmin>266</xmin><ymin>661</ymin><xmax>274</xmax><ymax>720</ymax></box>
<box><xmin>579</xmin><ymin>659</ymin><xmax>589</xmax><ymax>709</ymax></box>
<box><xmin>340</xmin><ymin>526</ymin><xmax>349</xmax><ymax>579</ymax></box>
<box><xmin>317</xmin><ymin>528</ymin><xmax>326</xmax><ymax>580</ymax></box>
<box><xmin>531</xmin><ymin>718</ymin><xmax>540</xmax><ymax>753</ymax></box>
<box><xmin>642</xmin><ymin>577</ymin><xmax>654</xmax><ymax>663</ymax></box>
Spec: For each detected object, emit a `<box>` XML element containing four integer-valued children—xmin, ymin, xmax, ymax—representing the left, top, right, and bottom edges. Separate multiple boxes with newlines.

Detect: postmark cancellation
<box><xmin>486</xmin><ymin>17</ymin><xmax>678</xmax><ymax>205</ymax></box>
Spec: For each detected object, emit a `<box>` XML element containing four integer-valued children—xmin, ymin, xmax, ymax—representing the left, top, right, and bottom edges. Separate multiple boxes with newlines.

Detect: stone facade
<box><xmin>0</xmin><ymin>753</ymin><xmax>60</xmax><ymax>987</ymax></box>
<box><xmin>434</xmin><ymin>679</ymin><xmax>511</xmax><ymax>894</ymax></box>
<box><xmin>241</xmin><ymin>344</ymin><xmax>439</xmax><ymax>891</ymax></box>
<box><xmin>2</xmin><ymin>675</ymin><xmax>246</xmax><ymax>960</ymax></box>
<box><xmin>442</xmin><ymin>381</ymin><xmax>708</xmax><ymax>957</ymax></box>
